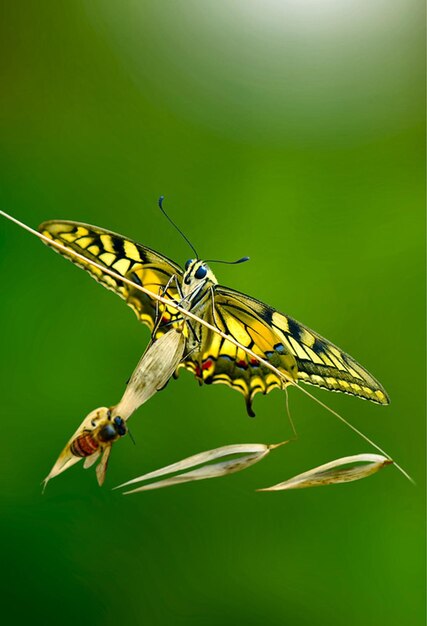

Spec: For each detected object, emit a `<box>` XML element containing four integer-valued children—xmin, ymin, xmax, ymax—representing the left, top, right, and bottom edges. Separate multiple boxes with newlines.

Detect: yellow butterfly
<box><xmin>39</xmin><ymin>203</ymin><xmax>389</xmax><ymax>417</ymax></box>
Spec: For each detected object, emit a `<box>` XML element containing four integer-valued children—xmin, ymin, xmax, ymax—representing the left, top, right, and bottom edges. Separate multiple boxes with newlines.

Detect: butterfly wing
<box><xmin>39</xmin><ymin>220</ymin><xmax>183</xmax><ymax>331</ymax></box>
<box><xmin>182</xmin><ymin>287</ymin><xmax>298</xmax><ymax>417</ymax></box>
<box><xmin>182</xmin><ymin>285</ymin><xmax>389</xmax><ymax>416</ymax></box>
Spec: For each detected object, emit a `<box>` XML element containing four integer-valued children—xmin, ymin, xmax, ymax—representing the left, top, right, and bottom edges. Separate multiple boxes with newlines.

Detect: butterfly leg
<box><xmin>177</xmin><ymin>280</ymin><xmax>207</xmax><ymax>308</ymax></box>
<box><xmin>209</xmin><ymin>287</ymin><xmax>223</xmax><ymax>332</ymax></box>
<box><xmin>186</xmin><ymin>319</ymin><xmax>201</xmax><ymax>348</ymax></box>
<box><xmin>182</xmin><ymin>342</ymin><xmax>200</xmax><ymax>361</ymax></box>
<box><xmin>157</xmin><ymin>317</ymin><xmax>184</xmax><ymax>329</ymax></box>
<box><xmin>172</xmin><ymin>274</ymin><xmax>184</xmax><ymax>300</ymax></box>
<box><xmin>151</xmin><ymin>274</ymin><xmax>181</xmax><ymax>339</ymax></box>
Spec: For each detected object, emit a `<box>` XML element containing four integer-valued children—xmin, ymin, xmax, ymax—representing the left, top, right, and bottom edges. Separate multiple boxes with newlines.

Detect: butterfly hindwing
<box><xmin>182</xmin><ymin>288</ymin><xmax>299</xmax><ymax>416</ymax></box>
<box><xmin>39</xmin><ymin>220</ymin><xmax>183</xmax><ymax>331</ymax></box>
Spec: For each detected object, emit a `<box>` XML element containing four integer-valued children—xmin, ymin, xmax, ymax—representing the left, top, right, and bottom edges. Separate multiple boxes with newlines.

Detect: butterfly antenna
<box><xmin>205</xmin><ymin>257</ymin><xmax>250</xmax><ymax>265</ymax></box>
<box><xmin>158</xmin><ymin>196</ymin><xmax>199</xmax><ymax>259</ymax></box>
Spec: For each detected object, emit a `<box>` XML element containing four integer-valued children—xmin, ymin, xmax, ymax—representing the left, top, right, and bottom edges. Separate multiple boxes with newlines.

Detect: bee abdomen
<box><xmin>70</xmin><ymin>433</ymin><xmax>99</xmax><ymax>457</ymax></box>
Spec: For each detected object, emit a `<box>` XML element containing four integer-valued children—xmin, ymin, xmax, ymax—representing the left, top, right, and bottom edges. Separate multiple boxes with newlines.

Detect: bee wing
<box><xmin>42</xmin><ymin>454</ymin><xmax>82</xmax><ymax>492</ymax></box>
<box><xmin>96</xmin><ymin>446</ymin><xmax>112</xmax><ymax>486</ymax></box>
<box><xmin>83</xmin><ymin>449</ymin><xmax>102</xmax><ymax>469</ymax></box>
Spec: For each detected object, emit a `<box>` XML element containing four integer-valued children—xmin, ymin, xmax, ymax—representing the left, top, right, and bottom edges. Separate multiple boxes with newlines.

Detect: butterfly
<box><xmin>39</xmin><ymin>211</ymin><xmax>389</xmax><ymax>417</ymax></box>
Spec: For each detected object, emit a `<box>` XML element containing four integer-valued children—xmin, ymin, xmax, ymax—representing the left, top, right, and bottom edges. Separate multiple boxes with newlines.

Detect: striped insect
<box><xmin>70</xmin><ymin>414</ymin><xmax>127</xmax><ymax>458</ymax></box>
<box><xmin>44</xmin><ymin>408</ymin><xmax>127</xmax><ymax>487</ymax></box>
<box><xmin>43</xmin><ymin>328</ymin><xmax>187</xmax><ymax>488</ymax></box>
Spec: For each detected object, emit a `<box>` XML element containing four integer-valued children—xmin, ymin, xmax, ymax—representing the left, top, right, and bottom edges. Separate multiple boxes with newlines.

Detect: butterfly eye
<box><xmin>185</xmin><ymin>259</ymin><xmax>194</xmax><ymax>271</ymax></box>
<box><xmin>195</xmin><ymin>265</ymin><xmax>207</xmax><ymax>280</ymax></box>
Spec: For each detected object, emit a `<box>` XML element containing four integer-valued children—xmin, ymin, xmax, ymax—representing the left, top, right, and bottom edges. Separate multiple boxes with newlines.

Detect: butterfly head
<box><xmin>183</xmin><ymin>259</ymin><xmax>217</xmax><ymax>290</ymax></box>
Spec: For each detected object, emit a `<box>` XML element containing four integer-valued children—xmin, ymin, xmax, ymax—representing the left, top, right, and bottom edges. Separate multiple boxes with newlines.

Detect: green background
<box><xmin>1</xmin><ymin>2</ymin><xmax>425</xmax><ymax>624</ymax></box>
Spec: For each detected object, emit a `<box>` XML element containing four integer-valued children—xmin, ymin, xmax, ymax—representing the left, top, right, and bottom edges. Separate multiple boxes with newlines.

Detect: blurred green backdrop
<box><xmin>0</xmin><ymin>1</ymin><xmax>425</xmax><ymax>625</ymax></box>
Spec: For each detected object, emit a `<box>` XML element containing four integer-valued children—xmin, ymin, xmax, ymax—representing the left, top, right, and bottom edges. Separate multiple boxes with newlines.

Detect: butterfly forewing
<box><xmin>39</xmin><ymin>220</ymin><xmax>183</xmax><ymax>331</ymax></box>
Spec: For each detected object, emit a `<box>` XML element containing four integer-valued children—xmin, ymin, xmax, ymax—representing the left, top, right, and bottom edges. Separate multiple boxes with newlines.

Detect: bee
<box><xmin>70</xmin><ymin>414</ymin><xmax>127</xmax><ymax>458</ymax></box>
<box><xmin>43</xmin><ymin>408</ymin><xmax>128</xmax><ymax>489</ymax></box>
<box><xmin>42</xmin><ymin>329</ymin><xmax>187</xmax><ymax>490</ymax></box>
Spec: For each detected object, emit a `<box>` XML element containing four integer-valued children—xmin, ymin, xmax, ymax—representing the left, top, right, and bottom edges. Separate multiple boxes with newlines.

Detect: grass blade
<box><xmin>116</xmin><ymin>441</ymin><xmax>288</xmax><ymax>494</ymax></box>
<box><xmin>258</xmin><ymin>454</ymin><xmax>393</xmax><ymax>491</ymax></box>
